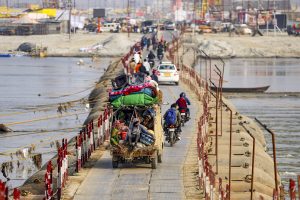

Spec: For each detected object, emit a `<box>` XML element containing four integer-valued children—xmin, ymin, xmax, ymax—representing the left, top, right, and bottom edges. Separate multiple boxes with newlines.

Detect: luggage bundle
<box><xmin>140</xmin><ymin>130</ymin><xmax>155</xmax><ymax>146</ymax></box>
<box><xmin>110</xmin><ymin>120</ymin><xmax>155</xmax><ymax>147</ymax></box>
<box><xmin>109</xmin><ymin>81</ymin><xmax>159</xmax><ymax>108</ymax></box>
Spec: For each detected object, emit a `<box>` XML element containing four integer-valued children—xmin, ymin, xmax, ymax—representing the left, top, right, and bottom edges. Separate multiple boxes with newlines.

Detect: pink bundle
<box><xmin>109</xmin><ymin>82</ymin><xmax>156</xmax><ymax>96</ymax></box>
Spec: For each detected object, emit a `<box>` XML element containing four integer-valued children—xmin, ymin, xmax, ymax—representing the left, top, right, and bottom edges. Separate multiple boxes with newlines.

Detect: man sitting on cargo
<box><xmin>126</xmin><ymin>118</ymin><xmax>141</xmax><ymax>147</ymax></box>
<box><xmin>127</xmin><ymin>118</ymin><xmax>153</xmax><ymax>147</ymax></box>
<box><xmin>142</xmin><ymin>108</ymin><xmax>155</xmax><ymax>130</ymax></box>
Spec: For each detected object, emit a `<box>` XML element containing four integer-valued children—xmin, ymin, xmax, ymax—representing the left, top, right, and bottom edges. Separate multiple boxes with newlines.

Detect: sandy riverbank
<box><xmin>184</xmin><ymin>32</ymin><xmax>300</xmax><ymax>58</ymax></box>
<box><xmin>0</xmin><ymin>32</ymin><xmax>141</xmax><ymax>57</ymax></box>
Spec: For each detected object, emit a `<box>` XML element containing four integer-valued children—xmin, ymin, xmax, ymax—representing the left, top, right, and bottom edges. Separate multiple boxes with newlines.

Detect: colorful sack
<box><xmin>111</xmin><ymin>93</ymin><xmax>158</xmax><ymax>108</ymax></box>
<box><xmin>140</xmin><ymin>131</ymin><xmax>155</xmax><ymax>146</ymax></box>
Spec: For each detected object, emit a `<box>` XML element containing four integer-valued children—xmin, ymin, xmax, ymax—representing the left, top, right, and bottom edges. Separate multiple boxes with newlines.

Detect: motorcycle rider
<box><xmin>176</xmin><ymin>92</ymin><xmax>191</xmax><ymax>120</ymax></box>
<box><xmin>163</xmin><ymin>103</ymin><xmax>182</xmax><ymax>140</ymax></box>
<box><xmin>147</xmin><ymin>51</ymin><xmax>156</xmax><ymax>68</ymax></box>
<box><xmin>157</xmin><ymin>45</ymin><xmax>164</xmax><ymax>61</ymax></box>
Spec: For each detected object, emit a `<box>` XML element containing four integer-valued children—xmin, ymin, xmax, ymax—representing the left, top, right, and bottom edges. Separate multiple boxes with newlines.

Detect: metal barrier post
<box><xmin>209</xmin><ymin>80</ymin><xmax>219</xmax><ymax>174</ymax></box>
<box><xmin>57</xmin><ymin>147</ymin><xmax>62</xmax><ymax>200</ymax></box>
<box><xmin>240</xmin><ymin>123</ymin><xmax>255</xmax><ymax>200</ymax></box>
<box><xmin>99</xmin><ymin>115</ymin><xmax>103</xmax><ymax>145</ymax></box>
<box><xmin>289</xmin><ymin>179</ymin><xmax>296</xmax><ymax>200</ymax></box>
<box><xmin>298</xmin><ymin>175</ymin><xmax>300</xmax><ymax>200</ymax></box>
<box><xmin>65</xmin><ymin>138</ymin><xmax>68</xmax><ymax>183</ymax></box>
<box><xmin>223</xmin><ymin>103</ymin><xmax>233</xmax><ymax>200</ymax></box>
<box><xmin>254</xmin><ymin>118</ymin><xmax>279</xmax><ymax>193</ymax></box>
<box><xmin>273</xmin><ymin>189</ymin><xmax>278</xmax><ymax>200</ymax></box>
<box><xmin>13</xmin><ymin>188</ymin><xmax>21</xmax><ymax>200</ymax></box>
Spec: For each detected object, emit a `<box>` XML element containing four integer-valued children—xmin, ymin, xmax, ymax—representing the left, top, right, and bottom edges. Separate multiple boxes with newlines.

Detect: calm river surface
<box><xmin>209</xmin><ymin>58</ymin><xmax>300</xmax><ymax>187</ymax></box>
<box><xmin>0</xmin><ymin>57</ymin><xmax>111</xmax><ymax>187</ymax></box>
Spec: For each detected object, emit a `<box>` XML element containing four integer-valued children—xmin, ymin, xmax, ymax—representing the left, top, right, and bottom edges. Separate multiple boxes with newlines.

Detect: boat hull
<box><xmin>210</xmin><ymin>85</ymin><xmax>270</xmax><ymax>93</ymax></box>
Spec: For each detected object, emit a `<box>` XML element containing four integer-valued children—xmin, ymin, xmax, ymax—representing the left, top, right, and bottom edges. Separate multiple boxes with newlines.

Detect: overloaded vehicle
<box><xmin>156</xmin><ymin>61</ymin><xmax>179</xmax><ymax>85</ymax></box>
<box><xmin>109</xmin><ymin>75</ymin><xmax>164</xmax><ymax>169</ymax></box>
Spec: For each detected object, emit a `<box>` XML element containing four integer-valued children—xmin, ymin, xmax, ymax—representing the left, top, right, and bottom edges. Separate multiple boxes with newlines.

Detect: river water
<box><xmin>0</xmin><ymin>57</ymin><xmax>111</xmax><ymax>187</ymax></box>
<box><xmin>201</xmin><ymin>58</ymin><xmax>300</xmax><ymax>188</ymax></box>
<box><xmin>1</xmin><ymin>56</ymin><xmax>299</xmax><ymax>190</ymax></box>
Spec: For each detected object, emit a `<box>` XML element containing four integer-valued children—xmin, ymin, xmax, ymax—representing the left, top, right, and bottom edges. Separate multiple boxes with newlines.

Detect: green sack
<box><xmin>110</xmin><ymin>134</ymin><xmax>119</xmax><ymax>145</ymax></box>
<box><xmin>111</xmin><ymin>93</ymin><xmax>158</xmax><ymax>108</ymax></box>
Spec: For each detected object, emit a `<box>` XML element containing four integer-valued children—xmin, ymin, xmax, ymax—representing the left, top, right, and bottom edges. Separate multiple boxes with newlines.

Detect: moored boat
<box><xmin>210</xmin><ymin>85</ymin><xmax>270</xmax><ymax>93</ymax></box>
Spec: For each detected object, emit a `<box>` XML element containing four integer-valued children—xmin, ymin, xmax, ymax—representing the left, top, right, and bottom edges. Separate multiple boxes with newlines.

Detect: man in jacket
<box><xmin>163</xmin><ymin>103</ymin><xmax>182</xmax><ymax>140</ymax></box>
<box><xmin>176</xmin><ymin>92</ymin><xmax>191</xmax><ymax>119</ymax></box>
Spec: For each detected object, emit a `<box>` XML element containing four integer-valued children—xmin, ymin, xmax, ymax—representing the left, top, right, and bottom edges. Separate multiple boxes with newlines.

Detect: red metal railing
<box><xmin>166</xmin><ymin>34</ymin><xmax>300</xmax><ymax>200</ymax></box>
<box><xmin>0</xmin><ymin>180</ymin><xmax>20</xmax><ymax>200</ymax></box>
<box><xmin>41</xmin><ymin>40</ymin><xmax>139</xmax><ymax>200</ymax></box>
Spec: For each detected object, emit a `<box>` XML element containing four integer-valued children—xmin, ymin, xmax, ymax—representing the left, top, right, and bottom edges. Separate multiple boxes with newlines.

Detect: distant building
<box><xmin>216</xmin><ymin>0</ymin><xmax>291</xmax><ymax>11</ymax></box>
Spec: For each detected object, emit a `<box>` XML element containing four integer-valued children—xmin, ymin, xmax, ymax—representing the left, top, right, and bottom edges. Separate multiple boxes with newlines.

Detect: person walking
<box><xmin>143</xmin><ymin>59</ymin><xmax>151</xmax><ymax>74</ymax></box>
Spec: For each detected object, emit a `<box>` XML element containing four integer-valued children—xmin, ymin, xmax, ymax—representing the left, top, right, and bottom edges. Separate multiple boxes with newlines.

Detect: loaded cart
<box><xmin>109</xmin><ymin>105</ymin><xmax>164</xmax><ymax>169</ymax></box>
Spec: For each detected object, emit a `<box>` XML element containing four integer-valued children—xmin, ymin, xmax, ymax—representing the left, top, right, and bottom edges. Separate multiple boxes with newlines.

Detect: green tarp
<box><xmin>111</xmin><ymin>93</ymin><xmax>158</xmax><ymax>108</ymax></box>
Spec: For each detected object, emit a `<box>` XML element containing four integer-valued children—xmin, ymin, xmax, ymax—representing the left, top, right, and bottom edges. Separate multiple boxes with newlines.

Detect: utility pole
<box><xmin>5</xmin><ymin>0</ymin><xmax>8</xmax><ymax>12</ymax></box>
<box><xmin>127</xmin><ymin>0</ymin><xmax>130</xmax><ymax>38</ymax></box>
<box><xmin>68</xmin><ymin>0</ymin><xmax>72</xmax><ymax>40</ymax></box>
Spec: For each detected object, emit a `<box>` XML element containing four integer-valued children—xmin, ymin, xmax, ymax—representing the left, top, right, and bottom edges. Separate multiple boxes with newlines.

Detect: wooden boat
<box><xmin>210</xmin><ymin>85</ymin><xmax>270</xmax><ymax>93</ymax></box>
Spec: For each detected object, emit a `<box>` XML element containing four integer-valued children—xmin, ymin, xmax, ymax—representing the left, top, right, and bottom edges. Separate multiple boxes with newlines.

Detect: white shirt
<box><xmin>143</xmin><ymin>61</ymin><xmax>151</xmax><ymax>72</ymax></box>
<box><xmin>134</xmin><ymin>53</ymin><xmax>140</xmax><ymax>64</ymax></box>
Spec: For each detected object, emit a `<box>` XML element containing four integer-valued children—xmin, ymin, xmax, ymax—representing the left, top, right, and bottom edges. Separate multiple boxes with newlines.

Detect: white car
<box><xmin>156</xmin><ymin>62</ymin><xmax>179</xmax><ymax>85</ymax></box>
<box><xmin>101</xmin><ymin>23</ymin><xmax>120</xmax><ymax>32</ymax></box>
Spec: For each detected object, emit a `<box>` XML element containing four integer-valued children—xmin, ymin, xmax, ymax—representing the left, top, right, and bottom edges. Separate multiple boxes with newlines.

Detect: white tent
<box><xmin>12</xmin><ymin>15</ymin><xmax>38</xmax><ymax>24</ymax></box>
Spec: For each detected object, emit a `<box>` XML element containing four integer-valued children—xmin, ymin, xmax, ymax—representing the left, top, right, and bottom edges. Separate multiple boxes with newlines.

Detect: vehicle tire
<box><xmin>151</xmin><ymin>154</ymin><xmax>158</xmax><ymax>169</ymax></box>
<box><xmin>112</xmin><ymin>160</ymin><xmax>118</xmax><ymax>168</ymax></box>
<box><xmin>145</xmin><ymin>157</ymin><xmax>151</xmax><ymax>164</ymax></box>
<box><xmin>158</xmin><ymin>153</ymin><xmax>162</xmax><ymax>163</ymax></box>
<box><xmin>175</xmin><ymin>82</ymin><xmax>179</xmax><ymax>86</ymax></box>
<box><xmin>181</xmin><ymin>121</ymin><xmax>185</xmax><ymax>127</ymax></box>
<box><xmin>170</xmin><ymin>131</ymin><xmax>174</xmax><ymax>147</ymax></box>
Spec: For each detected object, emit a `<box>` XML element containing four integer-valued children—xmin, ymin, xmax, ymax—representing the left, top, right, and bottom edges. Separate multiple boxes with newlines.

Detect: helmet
<box><xmin>171</xmin><ymin>103</ymin><xmax>177</xmax><ymax>108</ymax></box>
<box><xmin>180</xmin><ymin>92</ymin><xmax>186</xmax><ymax>98</ymax></box>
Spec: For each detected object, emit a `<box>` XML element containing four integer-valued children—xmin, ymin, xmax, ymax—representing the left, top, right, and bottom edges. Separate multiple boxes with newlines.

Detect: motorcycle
<box><xmin>179</xmin><ymin>108</ymin><xmax>189</xmax><ymax>127</ymax></box>
<box><xmin>157</xmin><ymin>53</ymin><xmax>163</xmax><ymax>62</ymax></box>
<box><xmin>148</xmin><ymin>59</ymin><xmax>155</xmax><ymax>68</ymax></box>
<box><xmin>165</xmin><ymin>125</ymin><xmax>178</xmax><ymax>147</ymax></box>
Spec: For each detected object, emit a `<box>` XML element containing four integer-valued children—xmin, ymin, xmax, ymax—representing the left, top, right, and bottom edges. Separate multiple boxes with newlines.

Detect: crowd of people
<box><xmin>128</xmin><ymin>33</ymin><xmax>167</xmax><ymax>85</ymax></box>
<box><xmin>126</xmin><ymin>32</ymin><xmax>191</xmax><ymax>143</ymax></box>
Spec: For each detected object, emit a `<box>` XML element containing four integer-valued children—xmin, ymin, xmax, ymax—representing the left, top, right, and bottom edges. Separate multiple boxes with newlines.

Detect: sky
<box><xmin>0</xmin><ymin>0</ymin><xmax>299</xmax><ymax>10</ymax></box>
